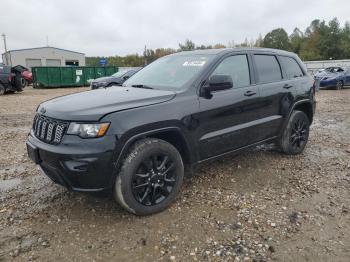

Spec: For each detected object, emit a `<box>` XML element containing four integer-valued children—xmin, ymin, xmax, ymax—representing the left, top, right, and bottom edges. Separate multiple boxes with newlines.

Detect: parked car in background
<box><xmin>0</xmin><ymin>64</ymin><xmax>26</xmax><ymax>95</ymax></box>
<box><xmin>90</xmin><ymin>68</ymin><xmax>141</xmax><ymax>90</ymax></box>
<box><xmin>314</xmin><ymin>66</ymin><xmax>350</xmax><ymax>90</ymax></box>
<box><xmin>27</xmin><ymin>48</ymin><xmax>315</xmax><ymax>215</ymax></box>
<box><xmin>12</xmin><ymin>65</ymin><xmax>32</xmax><ymax>87</ymax></box>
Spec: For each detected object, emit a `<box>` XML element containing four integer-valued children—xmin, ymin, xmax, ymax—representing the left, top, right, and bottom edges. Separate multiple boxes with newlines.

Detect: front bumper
<box><xmin>90</xmin><ymin>82</ymin><xmax>107</xmax><ymax>90</ymax></box>
<box><xmin>26</xmin><ymin>131</ymin><xmax>118</xmax><ymax>192</ymax></box>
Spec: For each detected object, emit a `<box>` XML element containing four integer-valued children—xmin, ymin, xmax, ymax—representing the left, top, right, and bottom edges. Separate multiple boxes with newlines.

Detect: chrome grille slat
<box><xmin>46</xmin><ymin>122</ymin><xmax>55</xmax><ymax>142</ymax></box>
<box><xmin>54</xmin><ymin>124</ymin><xmax>65</xmax><ymax>144</ymax></box>
<box><xmin>32</xmin><ymin>114</ymin><xmax>68</xmax><ymax>145</ymax></box>
<box><xmin>36</xmin><ymin>119</ymin><xmax>43</xmax><ymax>137</ymax></box>
<box><xmin>40</xmin><ymin>121</ymin><xmax>47</xmax><ymax>139</ymax></box>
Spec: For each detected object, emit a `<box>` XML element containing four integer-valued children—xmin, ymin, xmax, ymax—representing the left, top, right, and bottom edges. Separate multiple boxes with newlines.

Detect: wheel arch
<box><xmin>113</xmin><ymin>127</ymin><xmax>194</xmax><ymax>177</ymax></box>
<box><xmin>293</xmin><ymin>101</ymin><xmax>314</xmax><ymax>124</ymax></box>
<box><xmin>279</xmin><ymin>99</ymin><xmax>314</xmax><ymax>138</ymax></box>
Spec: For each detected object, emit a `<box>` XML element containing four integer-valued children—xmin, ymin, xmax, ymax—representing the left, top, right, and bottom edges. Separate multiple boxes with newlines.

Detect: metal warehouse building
<box><xmin>1</xmin><ymin>46</ymin><xmax>85</xmax><ymax>68</ymax></box>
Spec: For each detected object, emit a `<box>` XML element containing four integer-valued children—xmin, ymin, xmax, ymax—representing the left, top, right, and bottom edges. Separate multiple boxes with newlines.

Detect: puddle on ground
<box><xmin>0</xmin><ymin>178</ymin><xmax>22</xmax><ymax>192</ymax></box>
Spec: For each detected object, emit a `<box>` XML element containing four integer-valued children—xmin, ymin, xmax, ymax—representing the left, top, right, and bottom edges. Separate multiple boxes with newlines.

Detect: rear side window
<box><xmin>254</xmin><ymin>55</ymin><xmax>282</xmax><ymax>83</ymax></box>
<box><xmin>210</xmin><ymin>55</ymin><xmax>250</xmax><ymax>88</ymax></box>
<box><xmin>279</xmin><ymin>56</ymin><xmax>304</xmax><ymax>78</ymax></box>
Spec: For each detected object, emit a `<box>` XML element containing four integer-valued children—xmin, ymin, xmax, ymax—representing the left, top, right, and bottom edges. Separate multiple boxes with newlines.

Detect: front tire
<box><xmin>279</xmin><ymin>110</ymin><xmax>310</xmax><ymax>155</ymax></box>
<box><xmin>114</xmin><ymin>138</ymin><xmax>184</xmax><ymax>215</ymax></box>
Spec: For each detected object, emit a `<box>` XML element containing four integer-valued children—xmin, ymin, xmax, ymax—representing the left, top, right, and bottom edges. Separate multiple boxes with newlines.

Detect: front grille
<box><xmin>32</xmin><ymin>114</ymin><xmax>69</xmax><ymax>145</ymax></box>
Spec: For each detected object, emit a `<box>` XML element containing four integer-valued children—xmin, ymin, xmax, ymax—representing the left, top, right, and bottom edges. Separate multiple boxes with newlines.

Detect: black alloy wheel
<box><xmin>114</xmin><ymin>138</ymin><xmax>184</xmax><ymax>215</ymax></box>
<box><xmin>290</xmin><ymin>119</ymin><xmax>308</xmax><ymax>151</ymax></box>
<box><xmin>279</xmin><ymin>110</ymin><xmax>310</xmax><ymax>155</ymax></box>
<box><xmin>132</xmin><ymin>154</ymin><xmax>176</xmax><ymax>206</ymax></box>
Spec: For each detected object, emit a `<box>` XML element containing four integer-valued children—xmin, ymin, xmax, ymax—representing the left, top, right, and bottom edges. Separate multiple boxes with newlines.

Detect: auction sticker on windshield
<box><xmin>182</xmin><ymin>61</ymin><xmax>206</xmax><ymax>67</ymax></box>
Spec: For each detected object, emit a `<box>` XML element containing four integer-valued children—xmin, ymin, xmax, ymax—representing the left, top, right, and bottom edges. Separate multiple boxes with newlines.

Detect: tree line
<box><xmin>86</xmin><ymin>18</ymin><xmax>350</xmax><ymax>67</ymax></box>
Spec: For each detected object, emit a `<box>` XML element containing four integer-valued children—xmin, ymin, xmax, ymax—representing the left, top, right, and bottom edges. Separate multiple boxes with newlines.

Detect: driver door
<box><xmin>195</xmin><ymin>53</ymin><xmax>262</xmax><ymax>160</ymax></box>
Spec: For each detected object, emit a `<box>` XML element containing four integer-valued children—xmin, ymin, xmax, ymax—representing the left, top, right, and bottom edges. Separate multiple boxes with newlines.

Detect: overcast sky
<box><xmin>1</xmin><ymin>0</ymin><xmax>349</xmax><ymax>58</ymax></box>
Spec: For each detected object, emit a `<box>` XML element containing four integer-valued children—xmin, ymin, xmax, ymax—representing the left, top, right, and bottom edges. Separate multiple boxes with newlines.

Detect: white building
<box><xmin>1</xmin><ymin>46</ymin><xmax>85</xmax><ymax>68</ymax></box>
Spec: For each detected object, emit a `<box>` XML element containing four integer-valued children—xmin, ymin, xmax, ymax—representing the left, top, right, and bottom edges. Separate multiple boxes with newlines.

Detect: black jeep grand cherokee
<box><xmin>27</xmin><ymin>48</ymin><xmax>316</xmax><ymax>215</ymax></box>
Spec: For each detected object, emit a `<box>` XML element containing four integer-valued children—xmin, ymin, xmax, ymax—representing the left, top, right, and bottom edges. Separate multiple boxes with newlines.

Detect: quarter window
<box><xmin>279</xmin><ymin>56</ymin><xmax>304</xmax><ymax>78</ymax></box>
<box><xmin>210</xmin><ymin>55</ymin><xmax>250</xmax><ymax>88</ymax></box>
<box><xmin>254</xmin><ymin>55</ymin><xmax>282</xmax><ymax>83</ymax></box>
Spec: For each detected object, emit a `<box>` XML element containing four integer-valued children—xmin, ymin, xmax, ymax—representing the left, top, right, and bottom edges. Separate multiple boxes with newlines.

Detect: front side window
<box><xmin>124</xmin><ymin>54</ymin><xmax>214</xmax><ymax>90</ymax></box>
<box><xmin>279</xmin><ymin>56</ymin><xmax>304</xmax><ymax>78</ymax></box>
<box><xmin>254</xmin><ymin>55</ymin><xmax>282</xmax><ymax>83</ymax></box>
<box><xmin>210</xmin><ymin>55</ymin><xmax>250</xmax><ymax>88</ymax></box>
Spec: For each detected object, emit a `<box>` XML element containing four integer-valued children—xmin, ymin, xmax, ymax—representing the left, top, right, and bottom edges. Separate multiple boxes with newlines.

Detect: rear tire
<box><xmin>336</xmin><ymin>80</ymin><xmax>343</xmax><ymax>90</ymax></box>
<box><xmin>279</xmin><ymin>110</ymin><xmax>310</xmax><ymax>155</ymax></box>
<box><xmin>23</xmin><ymin>79</ymin><xmax>28</xmax><ymax>88</ymax></box>
<box><xmin>114</xmin><ymin>138</ymin><xmax>184</xmax><ymax>215</ymax></box>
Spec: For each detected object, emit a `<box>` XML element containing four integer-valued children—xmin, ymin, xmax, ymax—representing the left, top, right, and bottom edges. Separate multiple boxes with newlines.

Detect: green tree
<box><xmin>289</xmin><ymin>27</ymin><xmax>303</xmax><ymax>54</ymax></box>
<box><xmin>340</xmin><ymin>21</ymin><xmax>350</xmax><ymax>58</ymax></box>
<box><xmin>319</xmin><ymin>18</ymin><xmax>342</xmax><ymax>59</ymax></box>
<box><xmin>263</xmin><ymin>28</ymin><xmax>290</xmax><ymax>50</ymax></box>
<box><xmin>178</xmin><ymin>39</ymin><xmax>196</xmax><ymax>51</ymax></box>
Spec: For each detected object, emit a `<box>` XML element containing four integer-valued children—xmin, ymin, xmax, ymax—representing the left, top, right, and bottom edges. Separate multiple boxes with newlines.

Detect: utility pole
<box><xmin>46</xmin><ymin>35</ymin><xmax>49</xmax><ymax>46</ymax></box>
<box><xmin>1</xmin><ymin>33</ymin><xmax>8</xmax><ymax>65</ymax></box>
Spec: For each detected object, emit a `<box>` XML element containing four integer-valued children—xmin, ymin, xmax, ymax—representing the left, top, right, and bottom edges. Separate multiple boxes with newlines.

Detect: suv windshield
<box><xmin>124</xmin><ymin>54</ymin><xmax>214</xmax><ymax>90</ymax></box>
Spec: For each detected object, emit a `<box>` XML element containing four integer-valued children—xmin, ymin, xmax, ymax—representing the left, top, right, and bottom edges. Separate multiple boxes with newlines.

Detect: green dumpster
<box><xmin>84</xmin><ymin>67</ymin><xmax>96</xmax><ymax>85</ymax></box>
<box><xmin>32</xmin><ymin>66</ymin><xmax>118</xmax><ymax>88</ymax></box>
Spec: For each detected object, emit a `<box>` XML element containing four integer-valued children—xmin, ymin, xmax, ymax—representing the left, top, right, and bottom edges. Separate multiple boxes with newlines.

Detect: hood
<box><xmin>38</xmin><ymin>87</ymin><xmax>176</xmax><ymax>121</ymax></box>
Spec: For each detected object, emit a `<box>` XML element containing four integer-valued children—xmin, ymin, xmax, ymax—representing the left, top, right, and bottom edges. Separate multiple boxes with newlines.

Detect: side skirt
<box><xmin>193</xmin><ymin>136</ymin><xmax>278</xmax><ymax>166</ymax></box>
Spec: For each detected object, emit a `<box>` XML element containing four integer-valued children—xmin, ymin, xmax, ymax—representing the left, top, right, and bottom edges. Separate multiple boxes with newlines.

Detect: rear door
<box><xmin>252</xmin><ymin>53</ymin><xmax>296</xmax><ymax>140</ymax></box>
<box><xmin>196</xmin><ymin>53</ymin><xmax>262</xmax><ymax>160</ymax></box>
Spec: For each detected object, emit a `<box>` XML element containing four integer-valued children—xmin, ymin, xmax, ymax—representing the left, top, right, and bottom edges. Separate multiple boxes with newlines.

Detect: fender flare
<box><xmin>110</xmin><ymin>126</ymin><xmax>193</xmax><ymax>182</ymax></box>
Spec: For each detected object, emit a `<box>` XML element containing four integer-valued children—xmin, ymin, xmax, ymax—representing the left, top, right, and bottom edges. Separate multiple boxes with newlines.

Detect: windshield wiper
<box><xmin>131</xmin><ymin>84</ymin><xmax>153</xmax><ymax>89</ymax></box>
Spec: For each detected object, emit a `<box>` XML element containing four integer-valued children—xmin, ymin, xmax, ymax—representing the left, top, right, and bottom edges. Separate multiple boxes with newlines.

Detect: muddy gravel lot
<box><xmin>0</xmin><ymin>86</ymin><xmax>349</xmax><ymax>261</ymax></box>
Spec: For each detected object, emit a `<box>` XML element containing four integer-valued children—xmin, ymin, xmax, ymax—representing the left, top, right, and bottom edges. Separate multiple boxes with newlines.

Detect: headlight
<box><xmin>67</xmin><ymin>123</ymin><xmax>110</xmax><ymax>138</ymax></box>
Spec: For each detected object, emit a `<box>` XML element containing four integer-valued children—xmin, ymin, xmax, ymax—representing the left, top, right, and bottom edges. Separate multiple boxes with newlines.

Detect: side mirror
<box><xmin>200</xmin><ymin>74</ymin><xmax>233</xmax><ymax>99</ymax></box>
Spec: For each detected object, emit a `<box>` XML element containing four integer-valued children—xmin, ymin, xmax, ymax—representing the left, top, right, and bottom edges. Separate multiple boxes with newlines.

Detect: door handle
<box><xmin>283</xmin><ymin>84</ymin><xmax>293</xmax><ymax>89</ymax></box>
<box><xmin>244</xmin><ymin>90</ymin><xmax>257</xmax><ymax>97</ymax></box>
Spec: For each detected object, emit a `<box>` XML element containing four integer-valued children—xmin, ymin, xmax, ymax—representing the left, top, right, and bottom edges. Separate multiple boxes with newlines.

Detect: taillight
<box><xmin>8</xmin><ymin>73</ymin><xmax>13</xmax><ymax>82</ymax></box>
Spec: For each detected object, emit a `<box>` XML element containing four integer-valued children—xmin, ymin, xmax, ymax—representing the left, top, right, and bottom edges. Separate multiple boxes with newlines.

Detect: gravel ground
<box><xmin>0</xmin><ymin>86</ymin><xmax>349</xmax><ymax>262</ymax></box>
